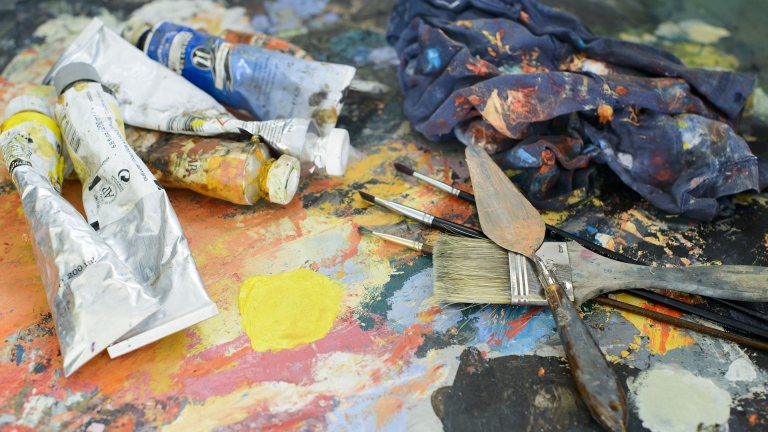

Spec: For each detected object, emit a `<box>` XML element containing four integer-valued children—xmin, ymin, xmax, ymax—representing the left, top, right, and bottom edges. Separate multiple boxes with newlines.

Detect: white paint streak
<box><xmin>654</xmin><ymin>20</ymin><xmax>731</xmax><ymax>45</ymax></box>
<box><xmin>725</xmin><ymin>358</ymin><xmax>757</xmax><ymax>383</ymax></box>
<box><xmin>129</xmin><ymin>0</ymin><xmax>253</xmax><ymax>33</ymax></box>
<box><xmin>629</xmin><ymin>364</ymin><xmax>732</xmax><ymax>432</ymax></box>
<box><xmin>617</xmin><ymin>152</ymin><xmax>633</xmax><ymax>170</ymax></box>
<box><xmin>581</xmin><ymin>60</ymin><xmax>610</xmax><ymax>75</ymax></box>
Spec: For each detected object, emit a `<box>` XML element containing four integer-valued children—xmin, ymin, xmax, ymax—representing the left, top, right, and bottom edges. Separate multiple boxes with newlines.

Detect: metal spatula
<box><xmin>465</xmin><ymin>145</ymin><xmax>628</xmax><ymax>432</ymax></box>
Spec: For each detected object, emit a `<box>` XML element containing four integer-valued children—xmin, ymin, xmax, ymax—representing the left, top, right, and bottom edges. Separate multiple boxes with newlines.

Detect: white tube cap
<box><xmin>323</xmin><ymin>128</ymin><xmax>350</xmax><ymax>176</ymax></box>
<box><xmin>4</xmin><ymin>95</ymin><xmax>52</xmax><ymax>122</ymax></box>
<box><xmin>267</xmin><ymin>154</ymin><xmax>301</xmax><ymax>204</ymax></box>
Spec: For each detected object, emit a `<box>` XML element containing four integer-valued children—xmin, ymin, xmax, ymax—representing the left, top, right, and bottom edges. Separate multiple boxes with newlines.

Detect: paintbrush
<box><xmin>395</xmin><ymin>162</ymin><xmax>639</xmax><ymax>264</ymax></box>
<box><xmin>358</xmin><ymin>227</ymin><xmax>768</xmax><ymax>351</ymax></box>
<box><xmin>357</xmin><ymin>191</ymin><xmax>488</xmax><ymax>239</ymax></box>
<box><xmin>357</xmin><ymin>226</ymin><xmax>433</xmax><ymax>254</ymax></box>
<box><xmin>358</xmin><ymin>190</ymin><xmax>768</xmax><ymax>339</ymax></box>
<box><xmin>394</xmin><ymin>164</ymin><xmax>768</xmax><ymax>328</ymax></box>
<box><xmin>432</xmin><ymin>236</ymin><xmax>768</xmax><ymax>339</ymax></box>
<box><xmin>464</xmin><ymin>144</ymin><xmax>626</xmax><ymax>432</ymax></box>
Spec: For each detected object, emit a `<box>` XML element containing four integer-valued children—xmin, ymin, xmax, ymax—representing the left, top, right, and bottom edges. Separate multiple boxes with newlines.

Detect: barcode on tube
<box><xmin>61</xmin><ymin>116</ymin><xmax>82</xmax><ymax>153</ymax></box>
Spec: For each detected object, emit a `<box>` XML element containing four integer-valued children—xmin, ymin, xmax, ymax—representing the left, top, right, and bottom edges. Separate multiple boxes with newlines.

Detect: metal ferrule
<box><xmin>413</xmin><ymin>172</ymin><xmax>460</xmax><ymax>196</ymax></box>
<box><xmin>372</xmin><ymin>231</ymin><xmax>424</xmax><ymax>252</ymax></box>
<box><xmin>374</xmin><ymin>197</ymin><xmax>435</xmax><ymax>225</ymax></box>
<box><xmin>532</xmin><ymin>254</ymin><xmax>558</xmax><ymax>287</ymax></box>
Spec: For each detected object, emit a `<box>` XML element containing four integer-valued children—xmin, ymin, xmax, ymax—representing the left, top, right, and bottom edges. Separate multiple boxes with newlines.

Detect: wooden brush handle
<box><xmin>569</xmin><ymin>242</ymin><xmax>768</xmax><ymax>305</ymax></box>
<box><xmin>545</xmin><ymin>283</ymin><xmax>628</xmax><ymax>432</ymax></box>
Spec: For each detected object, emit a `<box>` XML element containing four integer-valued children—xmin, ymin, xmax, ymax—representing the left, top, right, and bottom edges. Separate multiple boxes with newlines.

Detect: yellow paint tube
<box><xmin>1</xmin><ymin>95</ymin><xmax>160</xmax><ymax>376</ymax></box>
<box><xmin>126</xmin><ymin>127</ymin><xmax>300</xmax><ymax>205</ymax></box>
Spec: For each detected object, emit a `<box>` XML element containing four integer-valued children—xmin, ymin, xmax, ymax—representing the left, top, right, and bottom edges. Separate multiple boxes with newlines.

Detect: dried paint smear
<box><xmin>238</xmin><ymin>269</ymin><xmax>343</xmax><ymax>352</ymax></box>
<box><xmin>629</xmin><ymin>364</ymin><xmax>732</xmax><ymax>432</ymax></box>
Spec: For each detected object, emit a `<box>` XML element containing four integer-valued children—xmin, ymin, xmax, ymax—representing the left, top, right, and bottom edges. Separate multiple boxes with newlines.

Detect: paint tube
<box><xmin>126</xmin><ymin>127</ymin><xmax>300</xmax><ymax>205</ymax></box>
<box><xmin>206</xmin><ymin>28</ymin><xmax>389</xmax><ymax>95</ymax></box>
<box><xmin>128</xmin><ymin>21</ymin><xmax>356</xmax><ymax>136</ymax></box>
<box><xmin>123</xmin><ymin>20</ymin><xmax>313</xmax><ymax>60</ymax></box>
<box><xmin>0</xmin><ymin>95</ymin><xmax>160</xmax><ymax>376</ymax></box>
<box><xmin>52</xmin><ymin>63</ymin><xmax>219</xmax><ymax>358</ymax></box>
<box><xmin>43</xmin><ymin>19</ymin><xmax>351</xmax><ymax>176</ymax></box>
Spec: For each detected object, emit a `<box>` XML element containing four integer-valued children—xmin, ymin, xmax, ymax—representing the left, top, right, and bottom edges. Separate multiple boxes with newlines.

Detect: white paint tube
<box><xmin>0</xmin><ymin>96</ymin><xmax>160</xmax><ymax>376</ymax></box>
<box><xmin>52</xmin><ymin>63</ymin><xmax>219</xmax><ymax>358</ymax></box>
<box><xmin>43</xmin><ymin>19</ymin><xmax>352</xmax><ymax>176</ymax></box>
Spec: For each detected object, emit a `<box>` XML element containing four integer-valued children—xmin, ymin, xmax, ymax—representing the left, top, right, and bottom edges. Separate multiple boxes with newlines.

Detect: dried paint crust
<box><xmin>1</xmin><ymin>0</ymin><xmax>768</xmax><ymax>431</ymax></box>
<box><xmin>127</xmin><ymin>127</ymin><xmax>273</xmax><ymax>205</ymax></box>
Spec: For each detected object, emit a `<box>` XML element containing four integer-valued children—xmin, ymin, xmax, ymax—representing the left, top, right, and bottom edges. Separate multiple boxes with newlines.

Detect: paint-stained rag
<box><xmin>386</xmin><ymin>0</ymin><xmax>761</xmax><ymax>219</ymax></box>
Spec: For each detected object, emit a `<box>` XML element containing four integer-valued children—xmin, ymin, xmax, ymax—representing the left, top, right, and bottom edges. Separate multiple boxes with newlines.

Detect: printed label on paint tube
<box><xmin>144</xmin><ymin>22</ymin><xmax>356</xmax><ymax>135</ymax></box>
<box><xmin>56</xmin><ymin>82</ymin><xmax>161</xmax><ymax>229</ymax></box>
<box><xmin>0</xmin><ymin>116</ymin><xmax>63</xmax><ymax>192</ymax></box>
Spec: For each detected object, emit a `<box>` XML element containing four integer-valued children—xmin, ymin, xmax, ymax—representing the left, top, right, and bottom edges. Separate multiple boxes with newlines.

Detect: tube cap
<box><xmin>4</xmin><ymin>95</ymin><xmax>52</xmax><ymax>122</ymax></box>
<box><xmin>53</xmin><ymin>62</ymin><xmax>101</xmax><ymax>96</ymax></box>
<box><xmin>323</xmin><ymin>128</ymin><xmax>350</xmax><ymax>176</ymax></box>
<box><xmin>122</xmin><ymin>17</ymin><xmax>153</xmax><ymax>48</ymax></box>
<box><xmin>266</xmin><ymin>154</ymin><xmax>301</xmax><ymax>205</ymax></box>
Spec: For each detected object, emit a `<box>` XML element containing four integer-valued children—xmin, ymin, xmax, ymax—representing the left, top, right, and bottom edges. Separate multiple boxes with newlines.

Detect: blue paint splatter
<box><xmin>387</xmin><ymin>269</ymin><xmax>434</xmax><ymax>333</ymax></box>
<box><xmin>425</xmin><ymin>48</ymin><xmax>441</xmax><ymax>72</ymax></box>
<box><xmin>13</xmin><ymin>344</ymin><xmax>24</xmax><ymax>365</ymax></box>
<box><xmin>516</xmin><ymin>148</ymin><xmax>538</xmax><ymax>164</ymax></box>
<box><xmin>472</xmin><ymin>307</ymin><xmax>556</xmax><ymax>355</ymax></box>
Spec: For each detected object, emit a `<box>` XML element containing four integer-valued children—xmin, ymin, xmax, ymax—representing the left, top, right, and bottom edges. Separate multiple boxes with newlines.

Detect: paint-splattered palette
<box><xmin>1</xmin><ymin>0</ymin><xmax>768</xmax><ymax>431</ymax></box>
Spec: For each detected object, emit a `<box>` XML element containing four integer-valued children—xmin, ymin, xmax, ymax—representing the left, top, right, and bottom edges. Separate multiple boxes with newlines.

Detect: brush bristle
<box><xmin>357</xmin><ymin>226</ymin><xmax>373</xmax><ymax>235</ymax></box>
<box><xmin>393</xmin><ymin>163</ymin><xmax>415</xmax><ymax>176</ymax></box>
<box><xmin>358</xmin><ymin>191</ymin><xmax>375</xmax><ymax>203</ymax></box>
<box><xmin>433</xmin><ymin>235</ymin><xmax>514</xmax><ymax>304</ymax></box>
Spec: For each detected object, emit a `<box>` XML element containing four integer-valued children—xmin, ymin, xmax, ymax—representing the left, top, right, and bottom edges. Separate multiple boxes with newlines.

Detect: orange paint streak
<box><xmin>466</xmin><ymin>59</ymin><xmax>496</xmax><ymax>76</ymax></box>
<box><xmin>598</xmin><ymin>105</ymin><xmax>614</xmax><ymax>123</ymax></box>
<box><xmin>374</xmin><ymin>366</ymin><xmax>444</xmax><ymax>428</ymax></box>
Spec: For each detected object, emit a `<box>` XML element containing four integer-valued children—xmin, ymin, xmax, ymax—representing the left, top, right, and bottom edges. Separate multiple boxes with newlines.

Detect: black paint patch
<box><xmin>436</xmin><ymin>347</ymin><xmax>647</xmax><ymax>432</ymax></box>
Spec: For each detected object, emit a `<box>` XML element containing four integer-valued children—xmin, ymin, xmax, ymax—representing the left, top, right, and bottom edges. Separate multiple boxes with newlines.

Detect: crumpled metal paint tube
<box><xmin>43</xmin><ymin>19</ymin><xmax>352</xmax><ymax>177</ymax></box>
<box><xmin>386</xmin><ymin>0</ymin><xmax>760</xmax><ymax>219</ymax></box>
<box><xmin>126</xmin><ymin>127</ymin><xmax>301</xmax><ymax>205</ymax></box>
<box><xmin>52</xmin><ymin>62</ymin><xmax>218</xmax><ymax>358</ymax></box>
<box><xmin>0</xmin><ymin>95</ymin><xmax>160</xmax><ymax>376</ymax></box>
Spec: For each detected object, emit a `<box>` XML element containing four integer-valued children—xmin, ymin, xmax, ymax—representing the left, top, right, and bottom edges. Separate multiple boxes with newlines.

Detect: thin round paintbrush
<box><xmin>357</xmin><ymin>226</ymin><xmax>433</xmax><ymax>254</ymax></box>
<box><xmin>358</xmin><ymin>191</ymin><xmax>487</xmax><ymax>239</ymax></box>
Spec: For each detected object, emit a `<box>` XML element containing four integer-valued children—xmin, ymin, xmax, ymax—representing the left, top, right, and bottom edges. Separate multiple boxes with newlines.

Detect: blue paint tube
<box><xmin>128</xmin><ymin>21</ymin><xmax>356</xmax><ymax>136</ymax></box>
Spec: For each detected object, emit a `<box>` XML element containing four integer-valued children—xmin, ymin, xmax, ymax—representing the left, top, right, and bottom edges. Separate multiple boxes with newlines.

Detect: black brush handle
<box><xmin>457</xmin><ymin>190</ymin><xmax>476</xmax><ymax>204</ymax></box>
<box><xmin>431</xmin><ymin>217</ymin><xmax>489</xmax><ymax>240</ymax></box>
<box><xmin>545</xmin><ymin>225</ymin><xmax>643</xmax><ymax>265</ymax></box>
<box><xmin>456</xmin><ymin>190</ymin><xmax>640</xmax><ymax>265</ymax></box>
<box><xmin>627</xmin><ymin>289</ymin><xmax>768</xmax><ymax>340</ymax></box>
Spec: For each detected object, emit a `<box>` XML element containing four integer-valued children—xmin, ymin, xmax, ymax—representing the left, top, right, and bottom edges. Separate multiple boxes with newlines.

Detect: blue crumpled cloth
<box><xmin>386</xmin><ymin>0</ymin><xmax>761</xmax><ymax>219</ymax></box>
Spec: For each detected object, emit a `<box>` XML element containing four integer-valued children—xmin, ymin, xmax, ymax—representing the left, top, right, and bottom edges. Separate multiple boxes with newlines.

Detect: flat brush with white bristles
<box><xmin>432</xmin><ymin>235</ymin><xmax>768</xmax><ymax>312</ymax></box>
<box><xmin>357</xmin><ymin>228</ymin><xmax>768</xmax><ymax>343</ymax></box>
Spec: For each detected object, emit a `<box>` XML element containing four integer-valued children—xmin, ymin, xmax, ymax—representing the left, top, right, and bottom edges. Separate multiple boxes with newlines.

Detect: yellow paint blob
<box><xmin>238</xmin><ymin>268</ymin><xmax>344</xmax><ymax>352</ymax></box>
